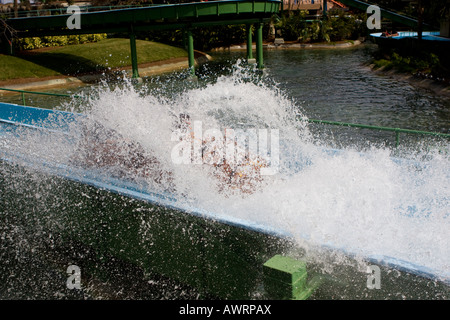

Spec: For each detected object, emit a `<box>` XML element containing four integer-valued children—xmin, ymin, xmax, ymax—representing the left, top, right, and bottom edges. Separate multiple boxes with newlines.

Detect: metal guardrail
<box><xmin>1</xmin><ymin>87</ymin><xmax>449</xmax><ymax>148</ymax></box>
<box><xmin>0</xmin><ymin>87</ymin><xmax>82</xmax><ymax>105</ymax></box>
<box><xmin>304</xmin><ymin>118</ymin><xmax>450</xmax><ymax>148</ymax></box>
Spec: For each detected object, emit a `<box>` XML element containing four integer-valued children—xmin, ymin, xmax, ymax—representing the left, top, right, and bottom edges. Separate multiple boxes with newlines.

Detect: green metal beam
<box><xmin>256</xmin><ymin>22</ymin><xmax>264</xmax><ymax>69</ymax></box>
<box><xmin>6</xmin><ymin>1</ymin><xmax>281</xmax><ymax>38</ymax></box>
<box><xmin>246</xmin><ymin>24</ymin><xmax>254</xmax><ymax>63</ymax></box>
<box><xmin>129</xmin><ymin>33</ymin><xmax>139</xmax><ymax>79</ymax></box>
<box><xmin>186</xmin><ymin>29</ymin><xmax>196</xmax><ymax>77</ymax></box>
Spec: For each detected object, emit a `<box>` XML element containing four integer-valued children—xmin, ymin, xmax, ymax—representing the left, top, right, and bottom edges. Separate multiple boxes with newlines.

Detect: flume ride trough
<box><xmin>0</xmin><ymin>101</ymin><xmax>449</xmax><ymax>299</ymax></box>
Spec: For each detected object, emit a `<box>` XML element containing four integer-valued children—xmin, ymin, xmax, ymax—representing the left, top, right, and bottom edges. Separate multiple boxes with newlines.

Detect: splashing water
<box><xmin>1</xmin><ymin>63</ymin><xmax>449</xmax><ymax>287</ymax></box>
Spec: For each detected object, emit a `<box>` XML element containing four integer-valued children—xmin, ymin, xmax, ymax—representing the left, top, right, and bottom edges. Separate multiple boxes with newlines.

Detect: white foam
<box><xmin>4</xmin><ymin>65</ymin><xmax>450</xmax><ymax>282</ymax></box>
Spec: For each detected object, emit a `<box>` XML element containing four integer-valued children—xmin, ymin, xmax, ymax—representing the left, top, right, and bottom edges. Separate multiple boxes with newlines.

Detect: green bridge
<box><xmin>4</xmin><ymin>0</ymin><xmax>282</xmax><ymax>77</ymax></box>
<box><xmin>3</xmin><ymin>0</ymin><xmax>436</xmax><ymax>79</ymax></box>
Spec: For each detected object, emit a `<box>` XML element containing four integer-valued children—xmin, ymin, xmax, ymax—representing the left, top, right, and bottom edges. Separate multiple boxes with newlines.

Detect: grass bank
<box><xmin>0</xmin><ymin>38</ymin><xmax>188</xmax><ymax>82</ymax></box>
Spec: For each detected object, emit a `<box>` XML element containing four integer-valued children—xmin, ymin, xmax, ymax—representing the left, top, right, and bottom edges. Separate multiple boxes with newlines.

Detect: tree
<box><xmin>14</xmin><ymin>0</ymin><xmax>18</xmax><ymax>18</ymax></box>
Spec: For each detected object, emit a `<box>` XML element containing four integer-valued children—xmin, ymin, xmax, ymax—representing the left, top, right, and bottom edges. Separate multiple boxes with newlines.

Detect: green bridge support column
<box><xmin>256</xmin><ymin>22</ymin><xmax>264</xmax><ymax>69</ymax></box>
<box><xmin>129</xmin><ymin>33</ymin><xmax>140</xmax><ymax>79</ymax></box>
<box><xmin>186</xmin><ymin>29</ymin><xmax>196</xmax><ymax>78</ymax></box>
<box><xmin>246</xmin><ymin>24</ymin><xmax>256</xmax><ymax>64</ymax></box>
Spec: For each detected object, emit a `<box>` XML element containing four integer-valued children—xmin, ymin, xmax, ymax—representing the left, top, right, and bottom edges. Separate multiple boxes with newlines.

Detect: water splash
<box><xmin>1</xmin><ymin>62</ymin><xmax>449</xmax><ymax>292</ymax></box>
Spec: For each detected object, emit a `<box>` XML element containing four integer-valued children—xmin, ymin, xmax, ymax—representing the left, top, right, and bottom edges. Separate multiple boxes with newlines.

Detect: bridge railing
<box><xmin>2</xmin><ymin>4</ymin><xmax>162</xmax><ymax>19</ymax></box>
<box><xmin>1</xmin><ymin>87</ymin><xmax>449</xmax><ymax>149</ymax></box>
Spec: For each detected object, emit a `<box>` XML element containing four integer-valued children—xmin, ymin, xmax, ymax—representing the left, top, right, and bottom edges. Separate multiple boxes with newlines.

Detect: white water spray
<box><xmin>2</xmin><ymin>64</ymin><xmax>449</xmax><ymax>285</ymax></box>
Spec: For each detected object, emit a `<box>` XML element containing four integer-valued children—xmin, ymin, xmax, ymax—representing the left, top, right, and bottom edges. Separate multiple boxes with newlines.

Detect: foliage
<box><xmin>138</xmin><ymin>24</ymin><xmax>248</xmax><ymax>51</ymax></box>
<box><xmin>275</xmin><ymin>10</ymin><xmax>309</xmax><ymax>42</ymax></box>
<box><xmin>275</xmin><ymin>10</ymin><xmax>366</xmax><ymax>43</ymax></box>
<box><xmin>14</xmin><ymin>34</ymin><xmax>108</xmax><ymax>51</ymax></box>
<box><xmin>326</xmin><ymin>10</ymin><xmax>366</xmax><ymax>42</ymax></box>
<box><xmin>373</xmin><ymin>49</ymin><xmax>449</xmax><ymax>79</ymax></box>
<box><xmin>142</xmin><ymin>8</ymin><xmax>367</xmax><ymax>50</ymax></box>
<box><xmin>193</xmin><ymin>25</ymin><xmax>248</xmax><ymax>51</ymax></box>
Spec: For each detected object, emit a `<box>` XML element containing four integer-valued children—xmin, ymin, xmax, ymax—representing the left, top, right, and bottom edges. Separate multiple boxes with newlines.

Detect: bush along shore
<box><xmin>371</xmin><ymin>49</ymin><xmax>450</xmax><ymax>83</ymax></box>
<box><xmin>14</xmin><ymin>34</ymin><xmax>109</xmax><ymax>51</ymax></box>
<box><xmin>369</xmin><ymin>48</ymin><xmax>450</xmax><ymax>97</ymax></box>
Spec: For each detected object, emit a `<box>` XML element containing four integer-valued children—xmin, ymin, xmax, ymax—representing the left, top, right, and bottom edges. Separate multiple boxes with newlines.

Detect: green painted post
<box><xmin>187</xmin><ymin>29</ymin><xmax>196</xmax><ymax>77</ymax></box>
<box><xmin>246</xmin><ymin>24</ymin><xmax>255</xmax><ymax>64</ymax></box>
<box><xmin>129</xmin><ymin>33</ymin><xmax>140</xmax><ymax>79</ymax></box>
<box><xmin>395</xmin><ymin>130</ymin><xmax>400</xmax><ymax>148</ymax></box>
<box><xmin>256</xmin><ymin>22</ymin><xmax>264</xmax><ymax>69</ymax></box>
<box><xmin>263</xmin><ymin>255</ymin><xmax>319</xmax><ymax>300</ymax></box>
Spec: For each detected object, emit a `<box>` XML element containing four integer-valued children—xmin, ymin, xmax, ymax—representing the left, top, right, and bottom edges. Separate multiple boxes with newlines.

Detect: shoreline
<box><xmin>211</xmin><ymin>39</ymin><xmax>363</xmax><ymax>52</ymax></box>
<box><xmin>368</xmin><ymin>63</ymin><xmax>450</xmax><ymax>98</ymax></box>
<box><xmin>0</xmin><ymin>51</ymin><xmax>212</xmax><ymax>92</ymax></box>
<box><xmin>0</xmin><ymin>40</ymin><xmax>364</xmax><ymax>92</ymax></box>
<box><xmin>214</xmin><ymin>39</ymin><xmax>450</xmax><ymax>98</ymax></box>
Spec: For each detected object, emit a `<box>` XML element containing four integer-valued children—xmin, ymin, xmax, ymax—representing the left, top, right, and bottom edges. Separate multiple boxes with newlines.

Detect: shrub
<box><xmin>14</xmin><ymin>34</ymin><xmax>108</xmax><ymax>51</ymax></box>
<box><xmin>275</xmin><ymin>9</ymin><xmax>366</xmax><ymax>43</ymax></box>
